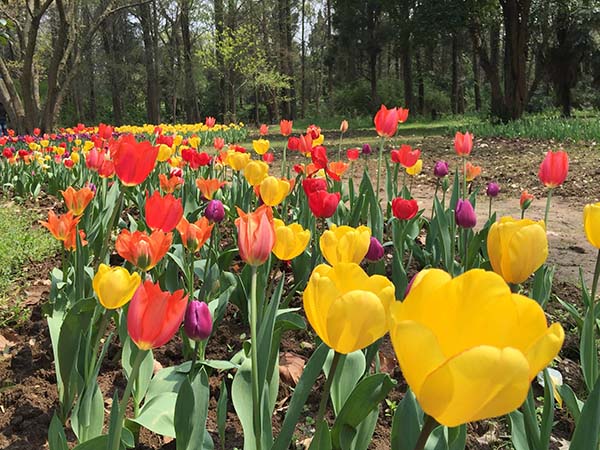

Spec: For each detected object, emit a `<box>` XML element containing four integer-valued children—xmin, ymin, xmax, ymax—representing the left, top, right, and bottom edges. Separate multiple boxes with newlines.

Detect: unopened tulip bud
<box><xmin>433</xmin><ymin>161</ymin><xmax>449</xmax><ymax>178</ymax></box>
<box><xmin>365</xmin><ymin>236</ymin><xmax>384</xmax><ymax>262</ymax></box>
<box><xmin>205</xmin><ymin>199</ymin><xmax>225</xmax><ymax>223</ymax></box>
<box><xmin>486</xmin><ymin>182</ymin><xmax>500</xmax><ymax>198</ymax></box>
<box><xmin>362</xmin><ymin>143</ymin><xmax>372</xmax><ymax>155</ymax></box>
<box><xmin>184</xmin><ymin>300</ymin><xmax>213</xmax><ymax>341</ymax></box>
<box><xmin>455</xmin><ymin>199</ymin><xmax>477</xmax><ymax>228</ymax></box>
<box><xmin>340</xmin><ymin>120</ymin><xmax>348</xmax><ymax>133</ymax></box>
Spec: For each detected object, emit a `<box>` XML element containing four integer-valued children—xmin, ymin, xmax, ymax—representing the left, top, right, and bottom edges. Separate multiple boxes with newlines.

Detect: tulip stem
<box><xmin>591</xmin><ymin>249</ymin><xmax>600</xmax><ymax>303</ymax></box>
<box><xmin>110</xmin><ymin>349</ymin><xmax>147</xmax><ymax>450</ymax></box>
<box><xmin>544</xmin><ymin>189</ymin><xmax>553</xmax><ymax>227</ymax></box>
<box><xmin>414</xmin><ymin>415</ymin><xmax>438</xmax><ymax>450</ymax></box>
<box><xmin>282</xmin><ymin>143</ymin><xmax>288</xmax><ymax>178</ymax></box>
<box><xmin>95</xmin><ymin>188</ymin><xmax>125</xmax><ymax>267</ymax></box>
<box><xmin>188</xmin><ymin>250</ymin><xmax>195</xmax><ymax>300</ymax></box>
<box><xmin>488</xmin><ymin>197</ymin><xmax>493</xmax><ymax>220</ymax></box>
<box><xmin>250</xmin><ymin>265</ymin><xmax>262</xmax><ymax>450</ymax></box>
<box><xmin>376</xmin><ymin>138</ymin><xmax>384</xmax><ymax>203</ymax></box>
<box><xmin>188</xmin><ymin>340</ymin><xmax>201</xmax><ymax>379</ymax></box>
<box><xmin>315</xmin><ymin>351</ymin><xmax>341</xmax><ymax>427</ymax></box>
<box><xmin>462</xmin><ymin>156</ymin><xmax>467</xmax><ymax>199</ymax></box>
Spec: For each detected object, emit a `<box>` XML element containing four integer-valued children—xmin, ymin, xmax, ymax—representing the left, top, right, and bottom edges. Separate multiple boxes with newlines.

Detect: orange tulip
<box><xmin>40</xmin><ymin>211</ymin><xmax>80</xmax><ymax>242</ymax></box>
<box><xmin>64</xmin><ymin>229</ymin><xmax>88</xmax><ymax>251</ymax></box>
<box><xmin>196</xmin><ymin>177</ymin><xmax>226</xmax><ymax>200</ymax></box>
<box><xmin>159</xmin><ymin>173</ymin><xmax>183</xmax><ymax>194</ymax></box>
<box><xmin>520</xmin><ymin>191</ymin><xmax>534</xmax><ymax>211</ymax></box>
<box><xmin>127</xmin><ymin>280</ymin><xmax>188</xmax><ymax>350</ymax></box>
<box><xmin>61</xmin><ymin>186</ymin><xmax>94</xmax><ymax>216</ymax></box>
<box><xmin>115</xmin><ymin>229</ymin><xmax>172</xmax><ymax>271</ymax></box>
<box><xmin>328</xmin><ymin>161</ymin><xmax>349</xmax><ymax>178</ymax></box>
<box><xmin>280</xmin><ymin>119</ymin><xmax>293</xmax><ymax>136</ymax></box>
<box><xmin>454</xmin><ymin>131</ymin><xmax>473</xmax><ymax>156</ymax></box>
<box><xmin>374</xmin><ymin>104</ymin><xmax>398</xmax><ymax>138</ymax></box>
<box><xmin>145</xmin><ymin>191</ymin><xmax>183</xmax><ymax>233</ymax></box>
<box><xmin>176</xmin><ymin>216</ymin><xmax>214</xmax><ymax>253</ymax></box>
<box><xmin>235</xmin><ymin>205</ymin><xmax>275</xmax><ymax>267</ymax></box>
<box><xmin>465</xmin><ymin>162</ymin><xmax>482</xmax><ymax>182</ymax></box>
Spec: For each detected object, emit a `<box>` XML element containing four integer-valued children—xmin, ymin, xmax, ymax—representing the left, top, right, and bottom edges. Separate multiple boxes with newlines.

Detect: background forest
<box><xmin>0</xmin><ymin>0</ymin><xmax>599</xmax><ymax>133</ymax></box>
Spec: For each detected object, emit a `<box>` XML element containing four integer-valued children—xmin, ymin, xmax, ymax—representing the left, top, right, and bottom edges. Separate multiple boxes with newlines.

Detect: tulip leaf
<box><xmin>272</xmin><ymin>343</ymin><xmax>330</xmax><ymax>450</ymax></box>
<box><xmin>343</xmin><ymin>407</ymin><xmax>379</xmax><ymax>450</ymax></box>
<box><xmin>217</xmin><ymin>379</ymin><xmax>228</xmax><ymax>449</ymax></box>
<box><xmin>446</xmin><ymin>425</ymin><xmax>466</xmax><ymax>450</ymax></box>
<box><xmin>509</xmin><ymin>410</ymin><xmax>531</xmax><ymax>450</ymax></box>
<box><xmin>391</xmin><ymin>389</ymin><xmax>423</xmax><ymax>450</ymax></box>
<box><xmin>309</xmin><ymin>420</ymin><xmax>332</xmax><ymax>450</ymax></box>
<box><xmin>48</xmin><ymin>413</ymin><xmax>69</xmax><ymax>450</ymax></box>
<box><xmin>521</xmin><ymin>389</ymin><xmax>541</xmax><ymax>450</ymax></box>
<box><xmin>145</xmin><ymin>363</ymin><xmax>189</xmax><ymax>403</ymax></box>
<box><xmin>324</xmin><ymin>350</ymin><xmax>365</xmax><ymax>415</ymax></box>
<box><xmin>581</xmin><ymin>305</ymin><xmax>599</xmax><ymax>393</ymax></box>
<box><xmin>557</xmin><ymin>383</ymin><xmax>583</xmax><ymax>424</ymax></box>
<box><xmin>330</xmin><ymin>373</ymin><xmax>396</xmax><ymax>448</ymax></box>
<box><xmin>130</xmin><ymin>392</ymin><xmax>178</xmax><ymax>437</ymax></box>
<box><xmin>122</xmin><ymin>337</ymin><xmax>154</xmax><ymax>406</ymax></box>
<box><xmin>531</xmin><ymin>265</ymin><xmax>555</xmax><ymax>308</ymax></box>
<box><xmin>539</xmin><ymin>370</ymin><xmax>555</xmax><ymax>450</ymax></box>
<box><xmin>569</xmin><ymin>376</ymin><xmax>600</xmax><ymax>450</ymax></box>
<box><xmin>174</xmin><ymin>369</ymin><xmax>211</xmax><ymax>450</ymax></box>
<box><xmin>71</xmin><ymin>379</ymin><xmax>104</xmax><ymax>443</ymax></box>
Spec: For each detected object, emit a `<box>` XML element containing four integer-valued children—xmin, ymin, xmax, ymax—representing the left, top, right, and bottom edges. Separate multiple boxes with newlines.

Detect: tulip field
<box><xmin>1</xmin><ymin>109</ymin><xmax>600</xmax><ymax>450</ymax></box>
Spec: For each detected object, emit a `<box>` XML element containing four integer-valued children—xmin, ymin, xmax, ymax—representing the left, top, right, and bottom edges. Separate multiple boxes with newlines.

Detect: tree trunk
<box><xmin>451</xmin><ymin>33</ymin><xmax>459</xmax><ymax>114</ymax></box>
<box><xmin>472</xmin><ymin>39</ymin><xmax>481</xmax><ymax>111</ymax></box>
<box><xmin>416</xmin><ymin>49</ymin><xmax>424</xmax><ymax>115</ymax></box>
<box><xmin>214</xmin><ymin>0</ymin><xmax>225</xmax><ymax>120</ymax></box>
<box><xmin>181</xmin><ymin>0</ymin><xmax>199</xmax><ymax>122</ymax></box>
<box><xmin>139</xmin><ymin>1</ymin><xmax>161</xmax><ymax>124</ymax></box>
<box><xmin>101</xmin><ymin>15</ymin><xmax>124</xmax><ymax>125</ymax></box>
<box><xmin>300</xmin><ymin>0</ymin><xmax>306</xmax><ymax>118</ymax></box>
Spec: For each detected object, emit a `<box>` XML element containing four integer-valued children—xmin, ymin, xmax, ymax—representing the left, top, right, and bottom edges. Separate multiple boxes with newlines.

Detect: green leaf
<box><xmin>309</xmin><ymin>420</ymin><xmax>332</xmax><ymax>450</ymax></box>
<box><xmin>509</xmin><ymin>410</ymin><xmax>532</xmax><ymax>450</ymax></box>
<box><xmin>539</xmin><ymin>370</ymin><xmax>555</xmax><ymax>449</ymax></box>
<box><xmin>48</xmin><ymin>413</ymin><xmax>69</xmax><ymax>450</ymax></box>
<box><xmin>122</xmin><ymin>337</ymin><xmax>154</xmax><ymax>405</ymax></box>
<box><xmin>131</xmin><ymin>392</ymin><xmax>178</xmax><ymax>438</ymax></box>
<box><xmin>324</xmin><ymin>350</ymin><xmax>365</xmax><ymax>415</ymax></box>
<box><xmin>570</xmin><ymin>376</ymin><xmax>600</xmax><ymax>450</ymax></box>
<box><xmin>174</xmin><ymin>369</ymin><xmax>211</xmax><ymax>450</ymax></box>
<box><xmin>272</xmin><ymin>343</ymin><xmax>330</xmax><ymax>450</ymax></box>
<box><xmin>217</xmin><ymin>379</ymin><xmax>228</xmax><ymax>449</ymax></box>
<box><xmin>581</xmin><ymin>304</ymin><xmax>598</xmax><ymax>393</ymax></box>
<box><xmin>71</xmin><ymin>381</ymin><xmax>104</xmax><ymax>442</ymax></box>
<box><xmin>331</xmin><ymin>373</ymin><xmax>396</xmax><ymax>448</ymax></box>
<box><xmin>391</xmin><ymin>389</ymin><xmax>423</xmax><ymax>450</ymax></box>
<box><xmin>557</xmin><ymin>383</ymin><xmax>583</xmax><ymax>424</ymax></box>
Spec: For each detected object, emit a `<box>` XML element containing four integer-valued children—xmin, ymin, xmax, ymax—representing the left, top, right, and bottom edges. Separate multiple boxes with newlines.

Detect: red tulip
<box><xmin>287</xmin><ymin>136</ymin><xmax>300</xmax><ymax>151</ymax></box>
<box><xmin>520</xmin><ymin>190</ymin><xmax>534</xmax><ymax>210</ymax></box>
<box><xmin>235</xmin><ymin>205</ymin><xmax>275</xmax><ymax>267</ymax></box>
<box><xmin>397</xmin><ymin>108</ymin><xmax>409</xmax><ymax>123</ymax></box>
<box><xmin>213</xmin><ymin>137</ymin><xmax>225</xmax><ymax>151</ymax></box>
<box><xmin>308</xmin><ymin>190</ymin><xmax>340</xmax><ymax>218</ymax></box>
<box><xmin>311</xmin><ymin>146</ymin><xmax>328</xmax><ymax>169</ymax></box>
<box><xmin>538</xmin><ymin>150</ymin><xmax>568</xmax><ymax>188</ymax></box>
<box><xmin>262</xmin><ymin>152</ymin><xmax>274</xmax><ymax>163</ymax></box>
<box><xmin>298</xmin><ymin>134</ymin><xmax>313</xmax><ymax>154</ymax></box>
<box><xmin>127</xmin><ymin>280</ymin><xmax>187</xmax><ymax>350</ymax></box>
<box><xmin>392</xmin><ymin>198</ymin><xmax>418</xmax><ymax>220</ymax></box>
<box><xmin>182</xmin><ymin>148</ymin><xmax>212</xmax><ymax>169</ymax></box>
<box><xmin>280</xmin><ymin>119</ymin><xmax>293</xmax><ymax>136</ymax></box>
<box><xmin>390</xmin><ymin>144</ymin><xmax>421</xmax><ymax>168</ymax></box>
<box><xmin>111</xmin><ymin>135</ymin><xmax>158</xmax><ymax>186</ymax></box>
<box><xmin>302</xmin><ymin>177</ymin><xmax>327</xmax><ymax>196</ymax></box>
<box><xmin>145</xmin><ymin>191</ymin><xmax>183</xmax><ymax>232</ymax></box>
<box><xmin>259</xmin><ymin>124</ymin><xmax>269</xmax><ymax>136</ymax></box>
<box><xmin>454</xmin><ymin>131</ymin><xmax>473</xmax><ymax>156</ymax></box>
<box><xmin>347</xmin><ymin>148</ymin><xmax>360</xmax><ymax>161</ymax></box>
<box><xmin>306</xmin><ymin>124</ymin><xmax>321</xmax><ymax>139</ymax></box>
<box><xmin>374</xmin><ymin>104</ymin><xmax>399</xmax><ymax>138</ymax></box>
<box><xmin>205</xmin><ymin>116</ymin><xmax>216</xmax><ymax>128</ymax></box>
<box><xmin>98</xmin><ymin>123</ymin><xmax>114</xmax><ymax>140</ymax></box>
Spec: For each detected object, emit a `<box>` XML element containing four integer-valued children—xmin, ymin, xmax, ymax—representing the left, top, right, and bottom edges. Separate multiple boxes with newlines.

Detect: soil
<box><xmin>0</xmin><ymin>135</ymin><xmax>596</xmax><ymax>449</ymax></box>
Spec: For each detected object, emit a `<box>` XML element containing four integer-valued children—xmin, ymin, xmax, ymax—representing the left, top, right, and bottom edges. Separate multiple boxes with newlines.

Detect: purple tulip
<box><xmin>361</xmin><ymin>143</ymin><xmax>372</xmax><ymax>155</ymax></box>
<box><xmin>365</xmin><ymin>236</ymin><xmax>385</xmax><ymax>262</ymax></box>
<box><xmin>486</xmin><ymin>182</ymin><xmax>500</xmax><ymax>198</ymax></box>
<box><xmin>455</xmin><ymin>199</ymin><xmax>477</xmax><ymax>228</ymax></box>
<box><xmin>205</xmin><ymin>199</ymin><xmax>225</xmax><ymax>223</ymax></box>
<box><xmin>184</xmin><ymin>300</ymin><xmax>213</xmax><ymax>341</ymax></box>
<box><xmin>433</xmin><ymin>160</ymin><xmax>449</xmax><ymax>178</ymax></box>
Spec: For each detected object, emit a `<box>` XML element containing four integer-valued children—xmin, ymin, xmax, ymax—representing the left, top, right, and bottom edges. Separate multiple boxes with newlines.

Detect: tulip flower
<box><xmin>128</xmin><ymin>280</ymin><xmax>188</xmax><ymax>350</ymax></box>
<box><xmin>486</xmin><ymin>182</ymin><xmax>500</xmax><ymax>198</ymax></box>
<box><xmin>111</xmin><ymin>135</ymin><xmax>158</xmax><ymax>186</ymax></box>
<box><xmin>227</xmin><ymin>151</ymin><xmax>251</xmax><ymax>171</ymax></box>
<box><xmin>374</xmin><ymin>104</ymin><xmax>399</xmax><ymax>138</ymax></box>
<box><xmin>262</xmin><ymin>152</ymin><xmax>274</xmax><ymax>163</ymax></box>
<box><xmin>487</xmin><ymin>217</ymin><xmax>548</xmax><ymax>284</ymax></box>
<box><xmin>40</xmin><ymin>211</ymin><xmax>80</xmax><ymax>242</ymax></box>
<box><xmin>252</xmin><ymin>139</ymin><xmax>270</xmax><ymax>155</ymax></box>
<box><xmin>205</xmin><ymin>116</ymin><xmax>216</xmax><ymax>128</ymax></box>
<box><xmin>304</xmin><ymin>263</ymin><xmax>395</xmax><ymax>354</ymax></box>
<box><xmin>392</xmin><ymin>198</ymin><xmax>418</xmax><ymax>220</ymax></box>
<box><xmin>64</xmin><ymin>229</ymin><xmax>88</xmax><ymax>251</ymax></box>
<box><xmin>259</xmin><ymin>124</ymin><xmax>269</xmax><ymax>136</ymax></box>
<box><xmin>388</xmin><ymin>268</ymin><xmax>563</xmax><ymax>427</ymax></box>
<box><xmin>196</xmin><ymin>177</ymin><xmax>226</xmax><ymax>200</ymax></box>
<box><xmin>302</xmin><ymin>177</ymin><xmax>327</xmax><ymax>196</ymax></box>
<box><xmin>362</xmin><ymin>143</ymin><xmax>372</xmax><ymax>155</ymax></box>
<box><xmin>287</xmin><ymin>136</ymin><xmax>300</xmax><ymax>151</ymax></box>
<box><xmin>327</xmin><ymin>161</ymin><xmax>349</xmax><ymax>180</ymax></box>
<box><xmin>455</xmin><ymin>199</ymin><xmax>477</xmax><ymax>228</ymax></box>
<box><xmin>584</xmin><ymin>203</ymin><xmax>600</xmax><ymax>249</ymax></box>
<box><xmin>260</xmin><ymin>176</ymin><xmax>290</xmax><ymax>207</ymax></box>
<box><xmin>433</xmin><ymin>160</ymin><xmax>449</xmax><ymax>178</ymax></box>
<box><xmin>308</xmin><ymin>190</ymin><xmax>340</xmax><ymax>218</ymax></box>
<box><xmin>272</xmin><ymin>219</ymin><xmax>311</xmax><ymax>261</ymax></box>
<box><xmin>365</xmin><ymin>236</ymin><xmax>385</xmax><ymax>262</ymax></box>
<box><xmin>244</xmin><ymin>160</ymin><xmax>269</xmax><ymax>186</ymax></box>
<box><xmin>93</xmin><ymin>264</ymin><xmax>141</xmax><ymax>309</ymax></box>
<box><xmin>205</xmin><ymin>199</ymin><xmax>225</xmax><ymax>223</ymax></box>
<box><xmin>391</xmin><ymin>144</ymin><xmax>421</xmax><ymax>168</ymax></box>
<box><xmin>397</xmin><ymin>107</ymin><xmax>409</xmax><ymax>123</ymax></box>
<box><xmin>465</xmin><ymin>162</ymin><xmax>482</xmax><ymax>182</ymax></box>
<box><xmin>177</xmin><ymin>216</ymin><xmax>214</xmax><ymax>253</ymax></box>
<box><xmin>184</xmin><ymin>300</ymin><xmax>213</xmax><ymax>341</ymax></box>
<box><xmin>157</xmin><ymin>144</ymin><xmax>174</xmax><ymax>162</ymax></box>
<box><xmin>145</xmin><ymin>191</ymin><xmax>183</xmax><ymax>233</ymax></box>
<box><xmin>181</xmin><ymin>148</ymin><xmax>211</xmax><ymax>169</ymax></box>
<box><xmin>406</xmin><ymin>159</ymin><xmax>423</xmax><ymax>176</ymax></box>
<box><xmin>538</xmin><ymin>150</ymin><xmax>568</xmax><ymax>188</ymax></box>
<box><xmin>280</xmin><ymin>119</ymin><xmax>293</xmax><ymax>136</ymax></box>
<box><xmin>520</xmin><ymin>190</ymin><xmax>534</xmax><ymax>215</ymax></box>
<box><xmin>320</xmin><ymin>224</ymin><xmax>371</xmax><ymax>266</ymax></box>
<box><xmin>235</xmin><ymin>205</ymin><xmax>275</xmax><ymax>267</ymax></box>
<box><xmin>213</xmin><ymin>137</ymin><xmax>225</xmax><ymax>151</ymax></box>
<box><xmin>306</xmin><ymin>124</ymin><xmax>321</xmax><ymax>139</ymax></box>
<box><xmin>159</xmin><ymin>173</ymin><xmax>183</xmax><ymax>194</ymax></box>
<box><xmin>61</xmin><ymin>186</ymin><xmax>94</xmax><ymax>216</ymax></box>
<box><xmin>115</xmin><ymin>229</ymin><xmax>172</xmax><ymax>271</ymax></box>
<box><xmin>454</xmin><ymin>131</ymin><xmax>473</xmax><ymax>156</ymax></box>
<box><xmin>347</xmin><ymin>148</ymin><xmax>360</xmax><ymax>161</ymax></box>
<box><xmin>340</xmin><ymin>120</ymin><xmax>348</xmax><ymax>133</ymax></box>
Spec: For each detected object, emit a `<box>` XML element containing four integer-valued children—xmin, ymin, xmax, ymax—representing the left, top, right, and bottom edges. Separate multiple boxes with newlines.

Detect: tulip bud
<box><xmin>433</xmin><ymin>161</ymin><xmax>449</xmax><ymax>178</ymax></box>
<box><xmin>362</xmin><ymin>143</ymin><xmax>372</xmax><ymax>155</ymax></box>
<box><xmin>486</xmin><ymin>182</ymin><xmax>500</xmax><ymax>198</ymax></box>
<box><xmin>184</xmin><ymin>300</ymin><xmax>213</xmax><ymax>341</ymax></box>
<box><xmin>340</xmin><ymin>120</ymin><xmax>349</xmax><ymax>133</ymax></box>
<box><xmin>205</xmin><ymin>199</ymin><xmax>225</xmax><ymax>223</ymax></box>
<box><xmin>365</xmin><ymin>236</ymin><xmax>384</xmax><ymax>262</ymax></box>
<box><xmin>455</xmin><ymin>199</ymin><xmax>477</xmax><ymax>228</ymax></box>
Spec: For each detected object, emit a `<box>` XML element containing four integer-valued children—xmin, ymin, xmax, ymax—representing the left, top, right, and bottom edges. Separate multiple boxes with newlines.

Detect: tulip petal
<box><xmin>523</xmin><ymin>322</ymin><xmax>564</xmax><ymax>380</ymax></box>
<box><xmin>325</xmin><ymin>290</ymin><xmax>387</xmax><ymax>354</ymax></box>
<box><xmin>418</xmin><ymin>346</ymin><xmax>530</xmax><ymax>427</ymax></box>
<box><xmin>502</xmin><ymin>222</ymin><xmax>548</xmax><ymax>284</ymax></box>
<box><xmin>303</xmin><ymin>264</ymin><xmax>340</xmax><ymax>346</ymax></box>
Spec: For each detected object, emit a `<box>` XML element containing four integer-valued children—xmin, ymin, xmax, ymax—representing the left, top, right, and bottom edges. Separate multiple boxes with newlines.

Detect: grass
<box><xmin>0</xmin><ymin>202</ymin><xmax>58</xmax><ymax>326</ymax></box>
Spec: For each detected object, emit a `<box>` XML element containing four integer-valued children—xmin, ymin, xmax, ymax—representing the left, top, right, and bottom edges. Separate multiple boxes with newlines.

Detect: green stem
<box><xmin>430</xmin><ymin>179</ymin><xmax>439</xmax><ymax>222</ymax></box>
<box><xmin>88</xmin><ymin>309</ymin><xmax>114</xmax><ymax>380</ymax></box>
<box><xmin>488</xmin><ymin>197</ymin><xmax>492</xmax><ymax>220</ymax></box>
<box><xmin>188</xmin><ymin>250</ymin><xmax>195</xmax><ymax>300</ymax></box>
<box><xmin>282</xmin><ymin>143</ymin><xmax>288</xmax><ymax>178</ymax></box>
<box><xmin>521</xmin><ymin>208</ymin><xmax>525</xmax><ymax>219</ymax></box>
<box><xmin>95</xmin><ymin>188</ymin><xmax>125</xmax><ymax>267</ymax></box>
<box><xmin>590</xmin><ymin>249</ymin><xmax>600</xmax><ymax>304</ymax></box>
<box><xmin>338</xmin><ymin>132</ymin><xmax>343</xmax><ymax>160</ymax></box>
<box><xmin>376</xmin><ymin>138</ymin><xmax>384</xmax><ymax>203</ymax></box>
<box><xmin>462</xmin><ymin>156</ymin><xmax>467</xmax><ymax>199</ymax></box>
<box><xmin>463</xmin><ymin>228</ymin><xmax>469</xmax><ymax>271</ymax></box>
<box><xmin>203</xmin><ymin>225</ymin><xmax>217</xmax><ymax>287</ymax></box>
<box><xmin>250</xmin><ymin>265</ymin><xmax>262</xmax><ymax>450</ymax></box>
<box><xmin>544</xmin><ymin>188</ymin><xmax>553</xmax><ymax>228</ymax></box>
<box><xmin>188</xmin><ymin>339</ymin><xmax>201</xmax><ymax>379</ymax></box>
<box><xmin>413</xmin><ymin>415</ymin><xmax>438</xmax><ymax>450</ymax></box>
<box><xmin>110</xmin><ymin>349</ymin><xmax>147</xmax><ymax>450</ymax></box>
<box><xmin>315</xmin><ymin>351</ymin><xmax>341</xmax><ymax>426</ymax></box>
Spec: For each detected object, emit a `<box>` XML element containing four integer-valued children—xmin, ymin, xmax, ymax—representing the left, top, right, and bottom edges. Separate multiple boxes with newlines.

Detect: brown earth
<box><xmin>0</xmin><ymin>135</ymin><xmax>598</xmax><ymax>449</ymax></box>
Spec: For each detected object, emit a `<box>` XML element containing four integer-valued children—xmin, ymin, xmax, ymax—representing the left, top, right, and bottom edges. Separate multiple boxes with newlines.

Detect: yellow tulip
<box><xmin>83</xmin><ymin>140</ymin><xmax>94</xmax><ymax>152</ymax></box>
<box><xmin>272</xmin><ymin>219</ymin><xmax>310</xmax><ymax>260</ymax></box>
<box><xmin>487</xmin><ymin>216</ymin><xmax>548</xmax><ymax>284</ymax></box>
<box><xmin>188</xmin><ymin>136</ymin><xmax>200</xmax><ymax>149</ymax></box>
<box><xmin>406</xmin><ymin>159</ymin><xmax>423</xmax><ymax>176</ymax></box>
<box><xmin>244</xmin><ymin>160</ymin><xmax>269</xmax><ymax>186</ymax></box>
<box><xmin>320</xmin><ymin>224</ymin><xmax>371</xmax><ymax>265</ymax></box>
<box><xmin>304</xmin><ymin>263</ymin><xmax>395</xmax><ymax>354</ymax></box>
<box><xmin>389</xmin><ymin>268</ymin><xmax>563</xmax><ymax>427</ymax></box>
<box><xmin>169</xmin><ymin>155</ymin><xmax>183</xmax><ymax>167</ymax></box>
<box><xmin>227</xmin><ymin>151</ymin><xmax>251</xmax><ymax>171</ymax></box>
<box><xmin>173</xmin><ymin>134</ymin><xmax>183</xmax><ymax>147</ymax></box>
<box><xmin>312</xmin><ymin>134</ymin><xmax>325</xmax><ymax>147</ymax></box>
<box><xmin>252</xmin><ymin>139</ymin><xmax>270</xmax><ymax>155</ymax></box>
<box><xmin>260</xmin><ymin>176</ymin><xmax>290</xmax><ymax>206</ymax></box>
<box><xmin>70</xmin><ymin>152</ymin><xmax>80</xmax><ymax>164</ymax></box>
<box><xmin>92</xmin><ymin>264</ymin><xmax>141</xmax><ymax>309</ymax></box>
<box><xmin>157</xmin><ymin>144</ymin><xmax>174</xmax><ymax>162</ymax></box>
<box><xmin>584</xmin><ymin>202</ymin><xmax>600</xmax><ymax>249</ymax></box>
